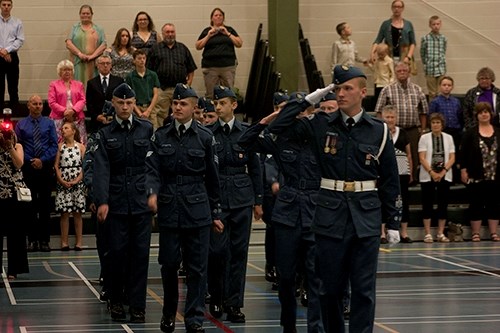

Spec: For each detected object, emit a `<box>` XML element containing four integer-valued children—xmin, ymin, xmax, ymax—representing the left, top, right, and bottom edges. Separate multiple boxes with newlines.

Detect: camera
<box><xmin>0</xmin><ymin>121</ymin><xmax>13</xmax><ymax>141</ymax></box>
<box><xmin>432</xmin><ymin>160</ymin><xmax>445</xmax><ymax>172</ymax></box>
<box><xmin>1</xmin><ymin>108</ymin><xmax>13</xmax><ymax>141</ymax></box>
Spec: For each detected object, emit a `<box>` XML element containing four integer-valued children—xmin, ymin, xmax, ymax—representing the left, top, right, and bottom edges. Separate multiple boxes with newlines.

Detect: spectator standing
<box><xmin>331</xmin><ymin>22</ymin><xmax>367</xmax><ymax>69</ymax></box>
<box><xmin>54</xmin><ymin>121</ymin><xmax>86</xmax><ymax>251</ymax></box>
<box><xmin>375</xmin><ymin>61</ymin><xmax>428</xmax><ymax>180</ymax></box>
<box><xmin>145</xmin><ymin>83</ymin><xmax>222</xmax><ymax>333</ymax></box>
<box><xmin>371</xmin><ymin>0</ymin><xmax>416</xmax><ymax>74</ymax></box>
<box><xmin>47</xmin><ymin>60</ymin><xmax>87</xmax><ymax>145</ymax></box>
<box><xmin>0</xmin><ymin>124</ymin><xmax>29</xmax><ymax>280</ymax></box>
<box><xmin>429</xmin><ymin>76</ymin><xmax>463</xmax><ymax>182</ymax></box>
<box><xmin>460</xmin><ymin>102</ymin><xmax>500</xmax><ymax>242</ymax></box>
<box><xmin>107</xmin><ymin>28</ymin><xmax>136</xmax><ymax>80</ymax></box>
<box><xmin>147</xmin><ymin>23</ymin><xmax>197</xmax><ymax>126</ymax></box>
<box><xmin>418</xmin><ymin>112</ymin><xmax>455</xmax><ymax>243</ymax></box>
<box><xmin>85</xmin><ymin>54</ymin><xmax>124</xmax><ymax>134</ymax></box>
<box><xmin>15</xmin><ymin>95</ymin><xmax>58</xmax><ymax>253</ymax></box>
<box><xmin>267</xmin><ymin>66</ymin><xmax>401</xmax><ymax>333</ymax></box>
<box><xmin>463</xmin><ymin>67</ymin><xmax>500</xmax><ymax>130</ymax></box>
<box><xmin>366</xmin><ymin>43</ymin><xmax>395</xmax><ymax>108</ymax></box>
<box><xmin>131</xmin><ymin>11</ymin><xmax>159</xmax><ymax>55</ymax></box>
<box><xmin>92</xmin><ymin>83</ymin><xmax>154</xmax><ymax>323</ymax></box>
<box><xmin>381</xmin><ymin>105</ymin><xmax>413</xmax><ymax>243</ymax></box>
<box><xmin>65</xmin><ymin>4</ymin><xmax>106</xmax><ymax>85</ymax></box>
<box><xmin>195</xmin><ymin>8</ymin><xmax>243</xmax><ymax>98</ymax></box>
<box><xmin>206</xmin><ymin>86</ymin><xmax>263</xmax><ymax>323</ymax></box>
<box><xmin>420</xmin><ymin>15</ymin><xmax>447</xmax><ymax>101</ymax></box>
<box><xmin>0</xmin><ymin>0</ymin><xmax>24</xmax><ymax>110</ymax></box>
<box><xmin>126</xmin><ymin>49</ymin><xmax>160</xmax><ymax>129</ymax></box>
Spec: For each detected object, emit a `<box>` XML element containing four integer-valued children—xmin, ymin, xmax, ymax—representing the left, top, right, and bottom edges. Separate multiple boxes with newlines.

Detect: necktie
<box><xmin>223</xmin><ymin>124</ymin><xmax>230</xmax><ymax>135</ymax></box>
<box><xmin>33</xmin><ymin>119</ymin><xmax>43</xmax><ymax>157</ymax></box>
<box><xmin>102</xmin><ymin>76</ymin><xmax>108</xmax><ymax>93</ymax></box>
<box><xmin>122</xmin><ymin>119</ymin><xmax>130</xmax><ymax>131</ymax></box>
<box><xmin>179</xmin><ymin>124</ymin><xmax>186</xmax><ymax>137</ymax></box>
<box><xmin>346</xmin><ymin>117</ymin><xmax>355</xmax><ymax>130</ymax></box>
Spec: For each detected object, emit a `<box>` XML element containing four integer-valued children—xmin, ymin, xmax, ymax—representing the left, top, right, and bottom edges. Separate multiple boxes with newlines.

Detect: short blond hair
<box><xmin>57</xmin><ymin>59</ymin><xmax>74</xmax><ymax>76</ymax></box>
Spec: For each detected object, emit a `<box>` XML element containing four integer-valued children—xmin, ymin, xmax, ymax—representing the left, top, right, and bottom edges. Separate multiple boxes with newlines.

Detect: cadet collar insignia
<box><xmin>341</xmin><ymin>65</ymin><xmax>349</xmax><ymax>71</ymax></box>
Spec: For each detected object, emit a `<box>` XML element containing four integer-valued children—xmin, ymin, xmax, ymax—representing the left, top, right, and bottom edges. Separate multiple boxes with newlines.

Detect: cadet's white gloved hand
<box><xmin>386</xmin><ymin>230</ymin><xmax>400</xmax><ymax>244</ymax></box>
<box><xmin>305</xmin><ymin>83</ymin><xmax>335</xmax><ymax>105</ymax></box>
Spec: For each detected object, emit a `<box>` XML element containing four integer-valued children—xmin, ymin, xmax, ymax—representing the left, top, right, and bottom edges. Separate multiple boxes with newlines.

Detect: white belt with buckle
<box><xmin>320</xmin><ymin>178</ymin><xmax>377</xmax><ymax>192</ymax></box>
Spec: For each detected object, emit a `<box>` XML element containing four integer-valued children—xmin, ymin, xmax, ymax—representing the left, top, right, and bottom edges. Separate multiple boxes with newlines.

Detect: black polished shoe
<box><xmin>99</xmin><ymin>289</ymin><xmax>109</xmax><ymax>302</ymax></box>
<box><xmin>129</xmin><ymin>308</ymin><xmax>145</xmax><ymax>323</ymax></box>
<box><xmin>27</xmin><ymin>241</ymin><xmax>39</xmax><ymax>252</ymax></box>
<box><xmin>343</xmin><ymin>306</ymin><xmax>350</xmax><ymax>319</ymax></box>
<box><xmin>209</xmin><ymin>303</ymin><xmax>223</xmax><ymax>318</ymax></box>
<box><xmin>186</xmin><ymin>323</ymin><xmax>205</xmax><ymax>333</ymax></box>
<box><xmin>39</xmin><ymin>241</ymin><xmax>51</xmax><ymax>252</ymax></box>
<box><xmin>400</xmin><ymin>236</ymin><xmax>413</xmax><ymax>244</ymax></box>
<box><xmin>110</xmin><ymin>303</ymin><xmax>126</xmax><ymax>321</ymax></box>
<box><xmin>265</xmin><ymin>264</ymin><xmax>277</xmax><ymax>282</ymax></box>
<box><xmin>226</xmin><ymin>306</ymin><xmax>245</xmax><ymax>323</ymax></box>
<box><xmin>205</xmin><ymin>291</ymin><xmax>211</xmax><ymax>304</ymax></box>
<box><xmin>283</xmin><ymin>326</ymin><xmax>297</xmax><ymax>333</ymax></box>
<box><xmin>272</xmin><ymin>281</ymin><xmax>279</xmax><ymax>291</ymax></box>
<box><xmin>160</xmin><ymin>315</ymin><xmax>175</xmax><ymax>333</ymax></box>
<box><xmin>300</xmin><ymin>290</ymin><xmax>308</xmax><ymax>307</ymax></box>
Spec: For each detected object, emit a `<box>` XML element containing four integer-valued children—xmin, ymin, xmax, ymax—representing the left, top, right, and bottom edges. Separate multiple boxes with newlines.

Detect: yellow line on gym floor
<box><xmin>374</xmin><ymin>321</ymin><xmax>400</xmax><ymax>333</ymax></box>
<box><xmin>147</xmin><ymin>287</ymin><xmax>185</xmax><ymax>322</ymax></box>
<box><xmin>380</xmin><ymin>245</ymin><xmax>500</xmax><ymax>252</ymax></box>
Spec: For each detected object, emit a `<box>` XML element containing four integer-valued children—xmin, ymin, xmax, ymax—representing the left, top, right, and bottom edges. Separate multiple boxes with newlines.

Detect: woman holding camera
<box><xmin>418</xmin><ymin>112</ymin><xmax>455</xmax><ymax>243</ymax></box>
<box><xmin>0</xmin><ymin>124</ymin><xmax>29</xmax><ymax>280</ymax></box>
<box><xmin>195</xmin><ymin>7</ymin><xmax>243</xmax><ymax>98</ymax></box>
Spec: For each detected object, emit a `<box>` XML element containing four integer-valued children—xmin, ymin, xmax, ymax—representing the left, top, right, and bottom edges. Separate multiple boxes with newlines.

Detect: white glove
<box><xmin>305</xmin><ymin>83</ymin><xmax>335</xmax><ymax>105</ymax></box>
<box><xmin>386</xmin><ymin>230</ymin><xmax>400</xmax><ymax>244</ymax></box>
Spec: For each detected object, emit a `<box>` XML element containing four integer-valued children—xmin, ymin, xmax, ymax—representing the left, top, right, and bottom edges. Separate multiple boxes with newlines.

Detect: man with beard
<box><xmin>147</xmin><ymin>23</ymin><xmax>197</xmax><ymax>126</ymax></box>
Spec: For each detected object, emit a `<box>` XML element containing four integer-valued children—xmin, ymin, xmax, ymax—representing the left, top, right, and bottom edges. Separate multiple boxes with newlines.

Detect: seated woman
<box><xmin>48</xmin><ymin>60</ymin><xmax>87</xmax><ymax>145</ymax></box>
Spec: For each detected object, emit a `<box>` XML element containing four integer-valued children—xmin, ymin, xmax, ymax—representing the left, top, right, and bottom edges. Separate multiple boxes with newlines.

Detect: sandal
<box><xmin>423</xmin><ymin>234</ymin><xmax>433</xmax><ymax>243</ymax></box>
<box><xmin>491</xmin><ymin>233</ymin><xmax>500</xmax><ymax>242</ymax></box>
<box><xmin>437</xmin><ymin>234</ymin><xmax>450</xmax><ymax>243</ymax></box>
<box><xmin>471</xmin><ymin>233</ymin><xmax>481</xmax><ymax>242</ymax></box>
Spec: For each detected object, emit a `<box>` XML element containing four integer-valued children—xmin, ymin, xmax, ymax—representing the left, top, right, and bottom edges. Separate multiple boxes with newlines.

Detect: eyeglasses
<box><xmin>478</xmin><ymin>77</ymin><xmax>492</xmax><ymax>81</ymax></box>
<box><xmin>138</xmin><ymin>18</ymin><xmax>149</xmax><ymax>22</ymax></box>
<box><xmin>98</xmin><ymin>62</ymin><xmax>112</xmax><ymax>66</ymax></box>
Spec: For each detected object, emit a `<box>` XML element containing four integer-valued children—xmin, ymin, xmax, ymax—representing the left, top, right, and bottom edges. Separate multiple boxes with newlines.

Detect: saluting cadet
<box><xmin>145</xmin><ymin>83</ymin><xmax>222</xmax><ymax>333</ymax></box>
<box><xmin>268</xmin><ymin>65</ymin><xmax>402</xmax><ymax>333</ymax></box>
<box><xmin>92</xmin><ymin>83</ymin><xmax>154</xmax><ymax>323</ymax></box>
<box><xmin>206</xmin><ymin>85</ymin><xmax>263</xmax><ymax>323</ymax></box>
<box><xmin>238</xmin><ymin>92</ymin><xmax>326</xmax><ymax>333</ymax></box>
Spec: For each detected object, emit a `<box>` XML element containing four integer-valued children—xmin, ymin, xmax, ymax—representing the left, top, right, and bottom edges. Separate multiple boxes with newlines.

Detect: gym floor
<box><xmin>1</xmin><ymin>229</ymin><xmax>500</xmax><ymax>333</ymax></box>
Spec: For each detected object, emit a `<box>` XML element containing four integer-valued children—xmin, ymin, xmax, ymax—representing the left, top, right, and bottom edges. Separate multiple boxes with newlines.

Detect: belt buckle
<box><xmin>343</xmin><ymin>181</ymin><xmax>355</xmax><ymax>192</ymax></box>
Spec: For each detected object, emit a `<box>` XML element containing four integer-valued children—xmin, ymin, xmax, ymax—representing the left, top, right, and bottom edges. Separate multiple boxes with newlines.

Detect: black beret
<box><xmin>273</xmin><ymin>92</ymin><xmax>289</xmax><ymax>106</ymax></box>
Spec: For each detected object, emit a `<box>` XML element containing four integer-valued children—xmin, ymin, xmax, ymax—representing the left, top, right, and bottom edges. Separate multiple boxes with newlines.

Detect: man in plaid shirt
<box><xmin>375</xmin><ymin>61</ymin><xmax>429</xmax><ymax>181</ymax></box>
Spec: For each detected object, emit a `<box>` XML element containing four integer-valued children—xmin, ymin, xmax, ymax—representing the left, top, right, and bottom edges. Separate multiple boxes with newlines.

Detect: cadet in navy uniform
<box><xmin>145</xmin><ymin>83</ymin><xmax>223</xmax><ymax>333</ymax></box>
<box><xmin>268</xmin><ymin>65</ymin><xmax>401</xmax><ymax>333</ymax></box>
<box><xmin>239</xmin><ymin>92</ymin><xmax>328</xmax><ymax>333</ymax></box>
<box><xmin>206</xmin><ymin>85</ymin><xmax>263</xmax><ymax>322</ymax></box>
<box><xmin>92</xmin><ymin>83</ymin><xmax>154</xmax><ymax>323</ymax></box>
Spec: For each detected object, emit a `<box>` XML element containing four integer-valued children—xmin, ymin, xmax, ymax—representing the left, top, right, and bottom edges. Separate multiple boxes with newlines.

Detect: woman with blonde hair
<box><xmin>48</xmin><ymin>60</ymin><xmax>87</xmax><ymax>145</ymax></box>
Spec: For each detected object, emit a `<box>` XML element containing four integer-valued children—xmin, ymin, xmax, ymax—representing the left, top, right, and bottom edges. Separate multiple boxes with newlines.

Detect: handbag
<box><xmin>4</xmin><ymin>159</ymin><xmax>32</xmax><ymax>202</ymax></box>
<box><xmin>16</xmin><ymin>185</ymin><xmax>32</xmax><ymax>202</ymax></box>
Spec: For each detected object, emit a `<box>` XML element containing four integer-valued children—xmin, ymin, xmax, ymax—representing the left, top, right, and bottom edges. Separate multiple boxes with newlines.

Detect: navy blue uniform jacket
<box><xmin>268</xmin><ymin>101</ymin><xmax>401</xmax><ymax>238</ymax></box>
<box><xmin>145</xmin><ymin>120</ymin><xmax>221</xmax><ymax>228</ymax></box>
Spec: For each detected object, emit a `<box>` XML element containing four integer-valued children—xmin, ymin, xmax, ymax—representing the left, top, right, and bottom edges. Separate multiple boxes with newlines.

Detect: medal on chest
<box><xmin>324</xmin><ymin>132</ymin><xmax>338</xmax><ymax>155</ymax></box>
